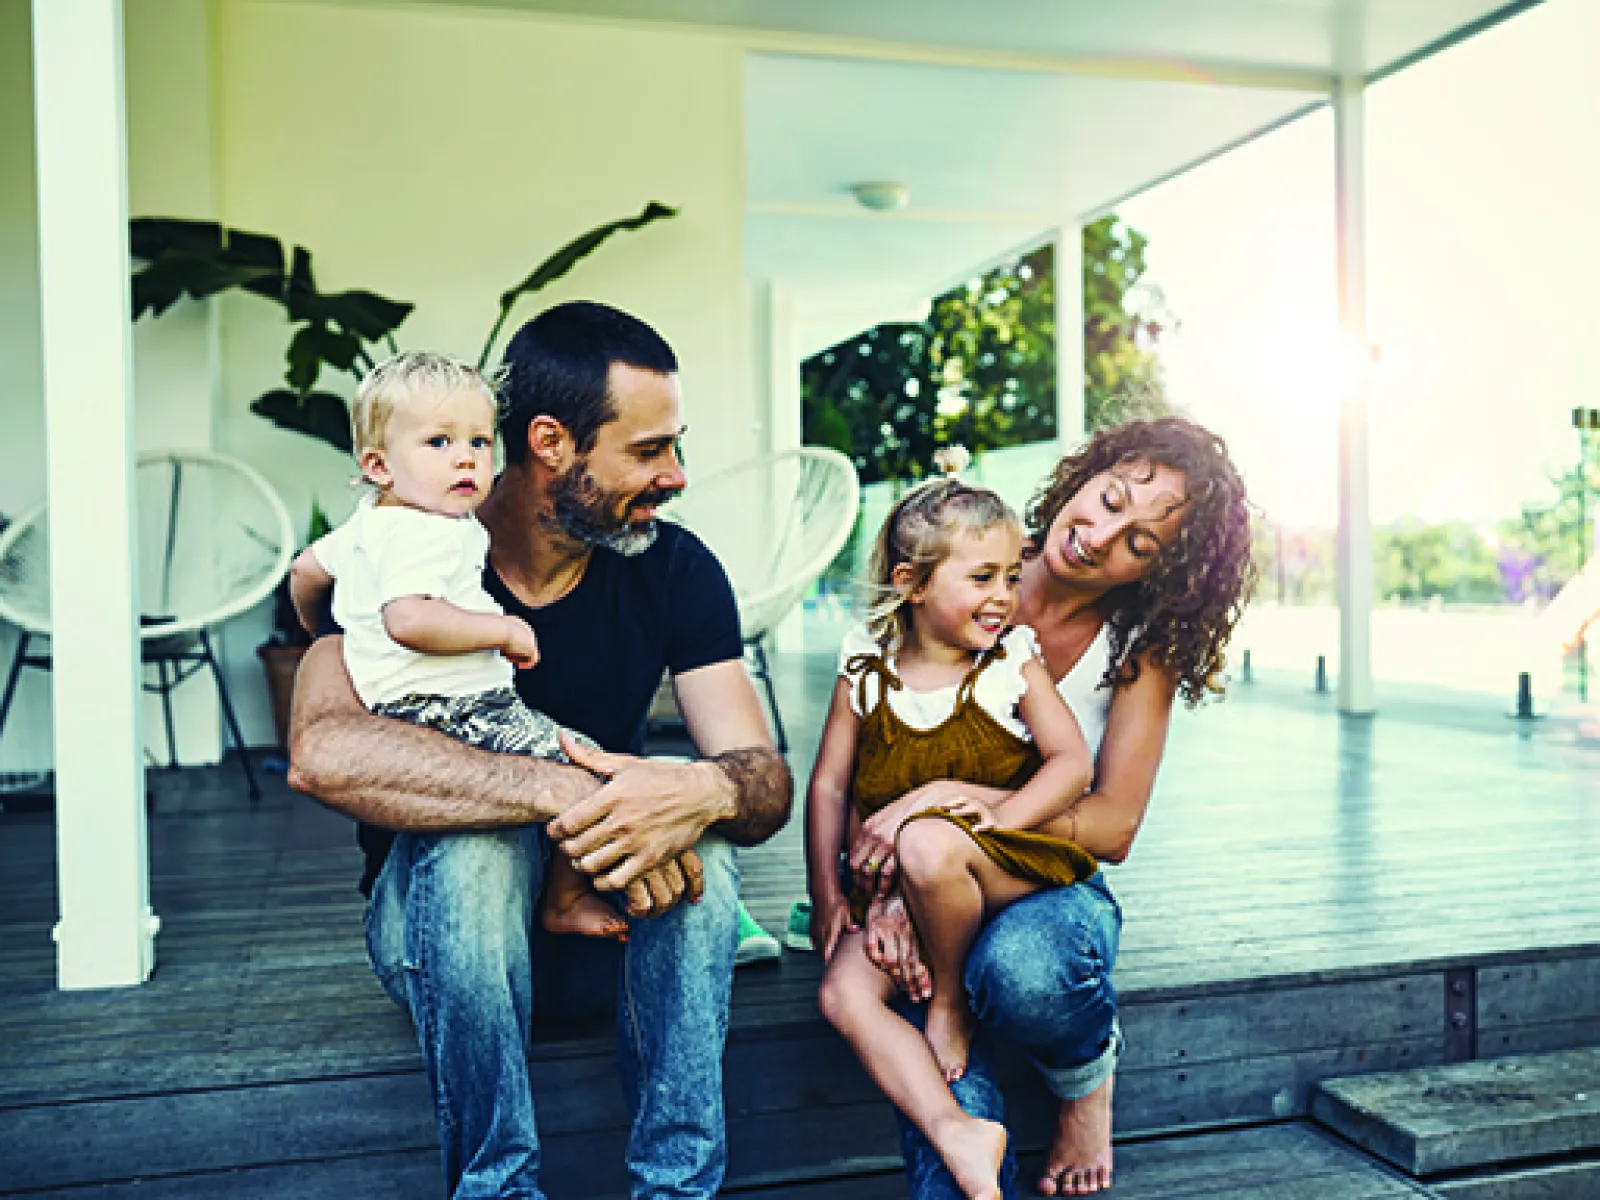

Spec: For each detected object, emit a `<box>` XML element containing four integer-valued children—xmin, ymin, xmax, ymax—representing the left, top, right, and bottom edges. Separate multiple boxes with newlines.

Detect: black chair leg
<box><xmin>202</xmin><ymin>631</ymin><xmax>260</xmax><ymax>802</ymax></box>
<box><xmin>0</xmin><ymin>632</ymin><xmax>28</xmax><ymax>753</ymax></box>
<box><xmin>748</xmin><ymin>636</ymin><xmax>788</xmax><ymax>755</ymax></box>
<box><xmin>157</xmin><ymin>656</ymin><xmax>180</xmax><ymax>769</ymax></box>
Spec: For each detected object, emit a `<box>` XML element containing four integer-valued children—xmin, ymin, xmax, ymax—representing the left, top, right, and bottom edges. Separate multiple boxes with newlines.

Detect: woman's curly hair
<box><xmin>1025</xmin><ymin>416</ymin><xmax>1256</xmax><ymax>707</ymax></box>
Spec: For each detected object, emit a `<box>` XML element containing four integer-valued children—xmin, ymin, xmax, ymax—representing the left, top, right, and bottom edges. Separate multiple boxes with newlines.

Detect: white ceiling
<box><xmin>336</xmin><ymin>0</ymin><xmax>1543</xmax><ymax>348</ymax></box>
<box><xmin>397</xmin><ymin>1</ymin><xmax>1530</xmax><ymax>79</ymax></box>
<box><xmin>747</xmin><ymin>62</ymin><xmax>1335</xmax><ymax>352</ymax></box>
<box><xmin>743</xmin><ymin>54</ymin><xmax>1323</xmax><ymax>351</ymax></box>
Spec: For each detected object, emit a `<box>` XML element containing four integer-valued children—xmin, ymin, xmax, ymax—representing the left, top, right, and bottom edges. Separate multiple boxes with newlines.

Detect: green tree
<box><xmin>1482</xmin><ymin>431</ymin><xmax>1600</xmax><ymax>604</ymax></box>
<box><xmin>1082</xmin><ymin>217</ymin><xmax>1171</xmax><ymax>430</ymax></box>
<box><xmin>1376</xmin><ymin>520</ymin><xmax>1501</xmax><ymax>603</ymax></box>
<box><xmin>803</xmin><ymin>216</ymin><xmax>1171</xmax><ymax>486</ymax></box>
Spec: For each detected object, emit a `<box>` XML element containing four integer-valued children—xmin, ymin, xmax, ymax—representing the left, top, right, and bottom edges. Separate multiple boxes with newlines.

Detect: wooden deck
<box><xmin>3</xmin><ymin>646</ymin><xmax>1600</xmax><ymax>1197</ymax></box>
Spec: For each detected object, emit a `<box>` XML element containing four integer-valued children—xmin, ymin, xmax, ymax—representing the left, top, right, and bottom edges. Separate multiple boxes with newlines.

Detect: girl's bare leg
<box><xmin>540</xmin><ymin>854</ymin><xmax>629</xmax><ymax>941</ymax></box>
<box><xmin>896</xmin><ymin>818</ymin><xmax>1039</xmax><ymax>1082</ymax></box>
<box><xmin>819</xmin><ymin>933</ymin><xmax>1007</xmax><ymax>1200</ymax></box>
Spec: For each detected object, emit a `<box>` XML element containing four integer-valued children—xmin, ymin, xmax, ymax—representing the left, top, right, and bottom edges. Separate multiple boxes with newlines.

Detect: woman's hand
<box><xmin>850</xmin><ymin>785</ymin><xmax>997</xmax><ymax>893</ymax></box>
<box><xmin>863</xmin><ymin>890</ymin><xmax>932</xmax><ymax>1002</ymax></box>
<box><xmin>811</xmin><ymin>890</ymin><xmax>858</xmax><ymax>962</ymax></box>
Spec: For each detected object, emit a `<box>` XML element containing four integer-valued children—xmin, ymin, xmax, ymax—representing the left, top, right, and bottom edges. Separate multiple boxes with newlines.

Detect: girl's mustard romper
<box><xmin>845</xmin><ymin>638</ymin><xmax>1098</xmax><ymax>920</ymax></box>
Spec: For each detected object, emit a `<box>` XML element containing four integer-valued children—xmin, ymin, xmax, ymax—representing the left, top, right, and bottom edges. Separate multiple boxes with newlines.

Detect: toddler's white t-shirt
<box><xmin>310</xmin><ymin>499</ymin><xmax>510</xmax><ymax>708</ymax></box>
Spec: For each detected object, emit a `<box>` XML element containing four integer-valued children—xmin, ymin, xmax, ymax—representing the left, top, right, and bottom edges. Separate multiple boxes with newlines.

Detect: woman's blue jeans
<box><xmin>365</xmin><ymin>825</ymin><xmax>739</xmax><ymax>1199</ymax></box>
<box><xmin>899</xmin><ymin>871</ymin><xmax>1124</xmax><ymax>1200</ymax></box>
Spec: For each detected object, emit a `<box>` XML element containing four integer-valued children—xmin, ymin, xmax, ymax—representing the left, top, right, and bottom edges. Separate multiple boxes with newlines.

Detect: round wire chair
<box><xmin>0</xmin><ymin>450</ymin><xmax>294</xmax><ymax>798</ymax></box>
<box><xmin>665</xmin><ymin>446</ymin><xmax>859</xmax><ymax>751</ymax></box>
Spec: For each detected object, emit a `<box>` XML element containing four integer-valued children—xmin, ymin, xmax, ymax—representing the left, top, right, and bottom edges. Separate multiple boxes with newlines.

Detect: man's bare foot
<box><xmin>925</xmin><ymin>999</ymin><xmax>976</xmax><ymax>1082</ymax></box>
<box><xmin>1036</xmin><ymin>1074</ymin><xmax>1114</xmax><ymax>1195</ymax></box>
<box><xmin>541</xmin><ymin>892</ymin><xmax>629</xmax><ymax>941</ymax></box>
<box><xmin>930</xmin><ymin>1113</ymin><xmax>1007</xmax><ymax>1200</ymax></box>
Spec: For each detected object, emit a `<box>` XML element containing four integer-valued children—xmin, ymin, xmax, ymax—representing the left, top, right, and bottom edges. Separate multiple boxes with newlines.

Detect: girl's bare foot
<box><xmin>541</xmin><ymin>891</ymin><xmax>629</xmax><ymax>941</ymax></box>
<box><xmin>925</xmin><ymin>999</ymin><xmax>976</xmax><ymax>1082</ymax></box>
<box><xmin>930</xmin><ymin>1113</ymin><xmax>1007</xmax><ymax>1200</ymax></box>
<box><xmin>1036</xmin><ymin>1073</ymin><xmax>1114</xmax><ymax>1195</ymax></box>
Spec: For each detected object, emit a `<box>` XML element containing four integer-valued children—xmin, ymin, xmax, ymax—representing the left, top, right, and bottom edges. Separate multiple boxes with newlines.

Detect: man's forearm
<box><xmin>286</xmin><ymin>638</ymin><xmax>599</xmax><ymax>831</ymax></box>
<box><xmin>290</xmin><ymin>709</ymin><xmax>598</xmax><ymax>831</ymax></box>
<box><xmin>706</xmin><ymin>745</ymin><xmax>792</xmax><ymax>845</ymax></box>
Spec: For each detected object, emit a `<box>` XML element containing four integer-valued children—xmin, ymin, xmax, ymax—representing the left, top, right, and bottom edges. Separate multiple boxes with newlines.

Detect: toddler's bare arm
<box><xmin>382</xmin><ymin>596</ymin><xmax>535</xmax><ymax>664</ymax></box>
<box><xmin>288</xmin><ymin>547</ymin><xmax>335</xmax><ymax>635</ymax></box>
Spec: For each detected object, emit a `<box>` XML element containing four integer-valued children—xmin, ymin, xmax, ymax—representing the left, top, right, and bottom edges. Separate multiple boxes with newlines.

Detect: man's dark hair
<box><xmin>499</xmin><ymin>300</ymin><xmax>678</xmax><ymax>462</ymax></box>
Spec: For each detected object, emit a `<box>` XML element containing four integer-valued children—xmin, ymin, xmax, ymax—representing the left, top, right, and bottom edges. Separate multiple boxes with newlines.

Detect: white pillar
<box><xmin>1054</xmin><ymin>224</ymin><xmax>1086</xmax><ymax>445</ymax></box>
<box><xmin>754</xmin><ymin>280</ymin><xmax>805</xmax><ymax>653</ymax></box>
<box><xmin>32</xmin><ymin>0</ymin><xmax>156</xmax><ymax>987</ymax></box>
<box><xmin>1334</xmin><ymin>79</ymin><xmax>1375</xmax><ymax>716</ymax></box>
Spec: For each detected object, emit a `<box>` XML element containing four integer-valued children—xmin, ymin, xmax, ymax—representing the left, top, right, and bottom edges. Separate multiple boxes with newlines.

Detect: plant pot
<box><xmin>257</xmin><ymin>642</ymin><xmax>307</xmax><ymax>751</ymax></box>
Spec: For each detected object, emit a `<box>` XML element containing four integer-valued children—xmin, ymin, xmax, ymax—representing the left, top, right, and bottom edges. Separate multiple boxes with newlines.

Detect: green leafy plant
<box><xmin>131</xmin><ymin>204</ymin><xmax>677</xmax><ymax>648</ymax></box>
<box><xmin>130</xmin><ymin>201</ymin><xmax>678</xmax><ymax>456</ymax></box>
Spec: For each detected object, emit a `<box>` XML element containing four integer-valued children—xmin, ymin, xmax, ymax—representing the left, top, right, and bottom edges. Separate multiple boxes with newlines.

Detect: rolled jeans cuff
<box><xmin>1036</xmin><ymin>1016</ymin><xmax>1122</xmax><ymax>1101</ymax></box>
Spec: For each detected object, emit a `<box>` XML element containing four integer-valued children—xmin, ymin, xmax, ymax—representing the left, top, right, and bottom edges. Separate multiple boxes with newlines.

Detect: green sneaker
<box><xmin>734</xmin><ymin>903</ymin><xmax>781</xmax><ymax>966</ymax></box>
<box><xmin>784</xmin><ymin>899</ymin><xmax>813</xmax><ymax>952</ymax></box>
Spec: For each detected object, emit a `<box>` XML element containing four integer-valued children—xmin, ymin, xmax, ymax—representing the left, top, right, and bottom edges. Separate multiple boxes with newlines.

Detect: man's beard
<box><xmin>548</xmin><ymin>460</ymin><xmax>680</xmax><ymax>557</ymax></box>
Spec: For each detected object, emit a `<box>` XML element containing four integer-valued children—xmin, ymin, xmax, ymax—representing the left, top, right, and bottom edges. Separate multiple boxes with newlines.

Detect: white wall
<box><xmin>0</xmin><ymin>0</ymin><xmax>49</xmax><ymax>773</ymax></box>
<box><xmin>210</xmin><ymin>0</ymin><xmax>752</xmax><ymax>743</ymax></box>
<box><xmin>2</xmin><ymin>0</ymin><xmax>754</xmax><ymax>763</ymax></box>
<box><xmin>126</xmin><ymin>0</ymin><xmax>225</xmax><ymax>765</ymax></box>
<box><xmin>0</xmin><ymin>0</ymin><xmax>224</xmax><ymax>773</ymax></box>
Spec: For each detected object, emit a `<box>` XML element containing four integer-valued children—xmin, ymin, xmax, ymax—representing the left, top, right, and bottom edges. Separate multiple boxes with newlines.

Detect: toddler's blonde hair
<box><xmin>350</xmin><ymin>351</ymin><xmax>500</xmax><ymax>458</ymax></box>
<box><xmin>863</xmin><ymin>478</ymin><xmax>1022</xmax><ymax>649</ymax></box>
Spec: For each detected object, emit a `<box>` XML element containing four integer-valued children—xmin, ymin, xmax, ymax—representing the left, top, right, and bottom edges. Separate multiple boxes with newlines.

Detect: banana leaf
<box><xmin>283</xmin><ymin>246</ymin><xmax>411</xmax><ymax>343</ymax></box>
<box><xmin>131</xmin><ymin>219</ymin><xmax>289</xmax><ymax>317</ymax></box>
<box><xmin>251</xmin><ymin>389</ymin><xmax>353</xmax><ymax>456</ymax></box>
<box><xmin>285</xmin><ymin>324</ymin><xmax>365</xmax><ymax>394</ymax></box>
<box><xmin>477</xmin><ymin>201</ymin><xmax>677</xmax><ymax>368</ymax></box>
<box><xmin>131</xmin><ymin>218</ymin><xmax>223</xmax><ymax>261</ymax></box>
<box><xmin>132</xmin><ymin>251</ymin><xmax>280</xmax><ymax>319</ymax></box>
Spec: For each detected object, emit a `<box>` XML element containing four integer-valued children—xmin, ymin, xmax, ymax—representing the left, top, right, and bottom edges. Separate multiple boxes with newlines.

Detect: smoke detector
<box><xmin>850</xmin><ymin>181</ymin><xmax>910</xmax><ymax>212</ymax></box>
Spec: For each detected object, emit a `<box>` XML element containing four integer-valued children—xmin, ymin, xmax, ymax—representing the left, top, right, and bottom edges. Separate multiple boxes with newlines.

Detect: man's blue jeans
<box><xmin>365</xmin><ymin>825</ymin><xmax>739</xmax><ymax>1199</ymax></box>
<box><xmin>899</xmin><ymin>871</ymin><xmax>1124</xmax><ymax>1200</ymax></box>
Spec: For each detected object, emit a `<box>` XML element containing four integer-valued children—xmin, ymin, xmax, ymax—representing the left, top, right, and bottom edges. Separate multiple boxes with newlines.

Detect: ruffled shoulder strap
<box><xmin>953</xmin><ymin>639</ymin><xmax>1007</xmax><ymax>709</ymax></box>
<box><xmin>837</xmin><ymin>623</ymin><xmax>901</xmax><ymax>716</ymax></box>
<box><xmin>844</xmin><ymin>650</ymin><xmax>902</xmax><ymax>717</ymax></box>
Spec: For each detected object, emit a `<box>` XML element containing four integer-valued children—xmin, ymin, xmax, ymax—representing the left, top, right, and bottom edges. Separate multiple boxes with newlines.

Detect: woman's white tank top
<box><xmin>1056</xmin><ymin>622</ymin><xmax>1114</xmax><ymax>759</ymax></box>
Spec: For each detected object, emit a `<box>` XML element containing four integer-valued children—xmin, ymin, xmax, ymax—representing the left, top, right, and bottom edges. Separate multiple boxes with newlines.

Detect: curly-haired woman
<box><xmin>835</xmin><ymin>416</ymin><xmax>1255</xmax><ymax>1198</ymax></box>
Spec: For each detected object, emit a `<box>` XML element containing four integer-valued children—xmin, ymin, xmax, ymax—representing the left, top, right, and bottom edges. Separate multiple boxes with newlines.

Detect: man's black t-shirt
<box><xmin>356</xmin><ymin>521</ymin><xmax>744</xmax><ymax>892</ymax></box>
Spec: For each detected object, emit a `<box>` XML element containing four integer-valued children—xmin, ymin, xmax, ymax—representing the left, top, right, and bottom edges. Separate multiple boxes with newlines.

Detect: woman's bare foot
<box><xmin>930</xmin><ymin>1113</ymin><xmax>1007</xmax><ymax>1200</ymax></box>
<box><xmin>541</xmin><ymin>891</ymin><xmax>629</xmax><ymax>941</ymax></box>
<box><xmin>925</xmin><ymin>999</ymin><xmax>976</xmax><ymax>1082</ymax></box>
<box><xmin>1036</xmin><ymin>1074</ymin><xmax>1114</xmax><ymax>1195</ymax></box>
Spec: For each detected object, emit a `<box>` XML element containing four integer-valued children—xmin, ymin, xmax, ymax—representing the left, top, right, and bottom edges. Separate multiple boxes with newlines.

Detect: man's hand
<box><xmin>551</xmin><ymin>734</ymin><xmax>737</xmax><ymax>891</ymax></box>
<box><xmin>863</xmin><ymin>891</ymin><xmax>931</xmax><ymax>1001</ymax></box>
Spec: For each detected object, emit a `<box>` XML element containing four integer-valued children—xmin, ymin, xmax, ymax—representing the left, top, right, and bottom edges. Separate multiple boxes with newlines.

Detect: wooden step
<box><xmin>0</xmin><ymin>1123</ymin><xmax>1433</xmax><ymax>1199</ymax></box>
<box><xmin>1311</xmin><ymin>1049</ymin><xmax>1600</xmax><ymax>1177</ymax></box>
<box><xmin>1057</xmin><ymin>1123</ymin><xmax>1435</xmax><ymax>1199</ymax></box>
<box><xmin>1429</xmin><ymin>1153</ymin><xmax>1600</xmax><ymax>1200</ymax></box>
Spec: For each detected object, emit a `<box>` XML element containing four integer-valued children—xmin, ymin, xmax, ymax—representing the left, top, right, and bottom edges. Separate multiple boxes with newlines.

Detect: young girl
<box><xmin>288</xmin><ymin>351</ymin><xmax>624</xmax><ymax>941</ymax></box>
<box><xmin>807</xmin><ymin>478</ymin><xmax>1098</xmax><ymax>1200</ymax></box>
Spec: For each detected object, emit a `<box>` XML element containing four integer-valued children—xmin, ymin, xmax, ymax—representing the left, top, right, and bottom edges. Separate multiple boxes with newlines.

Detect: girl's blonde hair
<box><xmin>863</xmin><ymin>478</ymin><xmax>1022</xmax><ymax>648</ymax></box>
<box><xmin>350</xmin><ymin>351</ymin><xmax>502</xmax><ymax>457</ymax></box>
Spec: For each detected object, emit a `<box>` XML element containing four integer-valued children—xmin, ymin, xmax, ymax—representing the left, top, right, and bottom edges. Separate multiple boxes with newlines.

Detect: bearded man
<box><xmin>288</xmin><ymin>301</ymin><xmax>792</xmax><ymax>1200</ymax></box>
